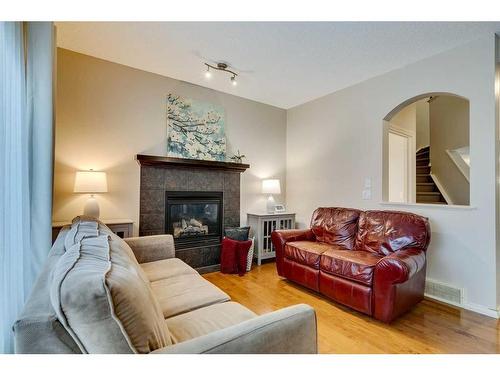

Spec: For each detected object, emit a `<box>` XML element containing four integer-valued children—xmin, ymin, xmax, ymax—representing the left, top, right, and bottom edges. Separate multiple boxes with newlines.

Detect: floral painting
<box><xmin>167</xmin><ymin>94</ymin><xmax>226</xmax><ymax>161</ymax></box>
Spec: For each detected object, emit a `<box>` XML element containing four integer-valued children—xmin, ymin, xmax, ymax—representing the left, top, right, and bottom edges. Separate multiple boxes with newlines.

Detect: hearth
<box><xmin>165</xmin><ymin>191</ymin><xmax>223</xmax><ymax>250</ymax></box>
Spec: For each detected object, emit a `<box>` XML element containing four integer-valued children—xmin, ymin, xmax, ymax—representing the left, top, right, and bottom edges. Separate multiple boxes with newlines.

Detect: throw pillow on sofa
<box><xmin>224</xmin><ymin>226</ymin><xmax>250</xmax><ymax>241</ymax></box>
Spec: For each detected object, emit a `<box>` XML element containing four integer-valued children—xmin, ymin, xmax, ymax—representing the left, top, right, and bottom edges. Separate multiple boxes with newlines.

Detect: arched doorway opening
<box><xmin>382</xmin><ymin>93</ymin><xmax>470</xmax><ymax>205</ymax></box>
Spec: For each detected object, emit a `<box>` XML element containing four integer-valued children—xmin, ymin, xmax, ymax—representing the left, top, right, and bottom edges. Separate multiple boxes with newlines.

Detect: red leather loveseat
<box><xmin>271</xmin><ymin>208</ymin><xmax>430</xmax><ymax>322</ymax></box>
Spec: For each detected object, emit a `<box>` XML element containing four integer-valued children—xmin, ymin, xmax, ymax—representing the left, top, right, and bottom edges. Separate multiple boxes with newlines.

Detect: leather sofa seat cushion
<box><xmin>140</xmin><ymin>258</ymin><xmax>198</xmax><ymax>282</ymax></box>
<box><xmin>310</xmin><ymin>207</ymin><xmax>361</xmax><ymax>249</ymax></box>
<box><xmin>285</xmin><ymin>241</ymin><xmax>335</xmax><ymax>269</ymax></box>
<box><xmin>151</xmin><ymin>274</ymin><xmax>230</xmax><ymax>318</ymax></box>
<box><xmin>166</xmin><ymin>302</ymin><xmax>257</xmax><ymax>344</ymax></box>
<box><xmin>50</xmin><ymin>217</ymin><xmax>171</xmax><ymax>354</ymax></box>
<box><xmin>356</xmin><ymin>210</ymin><xmax>430</xmax><ymax>256</ymax></box>
<box><xmin>320</xmin><ymin>249</ymin><xmax>382</xmax><ymax>286</ymax></box>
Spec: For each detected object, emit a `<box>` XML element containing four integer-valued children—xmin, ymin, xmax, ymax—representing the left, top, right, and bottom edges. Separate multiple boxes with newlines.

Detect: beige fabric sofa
<box><xmin>13</xmin><ymin>217</ymin><xmax>317</xmax><ymax>354</ymax></box>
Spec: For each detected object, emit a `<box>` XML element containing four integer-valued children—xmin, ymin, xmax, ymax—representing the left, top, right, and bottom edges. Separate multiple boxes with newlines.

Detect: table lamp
<box><xmin>261</xmin><ymin>179</ymin><xmax>281</xmax><ymax>213</ymax></box>
<box><xmin>74</xmin><ymin>170</ymin><xmax>108</xmax><ymax>219</ymax></box>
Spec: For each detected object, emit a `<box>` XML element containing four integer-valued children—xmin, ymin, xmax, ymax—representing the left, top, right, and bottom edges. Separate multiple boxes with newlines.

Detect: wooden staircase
<box><xmin>416</xmin><ymin>146</ymin><xmax>447</xmax><ymax>204</ymax></box>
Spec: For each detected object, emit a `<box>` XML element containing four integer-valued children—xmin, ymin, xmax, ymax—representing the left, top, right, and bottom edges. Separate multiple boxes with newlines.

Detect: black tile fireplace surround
<box><xmin>137</xmin><ymin>155</ymin><xmax>249</xmax><ymax>273</ymax></box>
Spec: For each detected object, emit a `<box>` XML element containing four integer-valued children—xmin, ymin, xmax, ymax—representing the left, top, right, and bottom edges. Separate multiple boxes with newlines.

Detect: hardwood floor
<box><xmin>203</xmin><ymin>262</ymin><xmax>500</xmax><ymax>354</ymax></box>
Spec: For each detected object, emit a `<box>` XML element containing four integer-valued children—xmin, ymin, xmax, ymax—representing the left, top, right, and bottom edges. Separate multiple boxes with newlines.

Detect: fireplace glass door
<box><xmin>170</xmin><ymin>201</ymin><xmax>219</xmax><ymax>238</ymax></box>
<box><xmin>165</xmin><ymin>191</ymin><xmax>223</xmax><ymax>248</ymax></box>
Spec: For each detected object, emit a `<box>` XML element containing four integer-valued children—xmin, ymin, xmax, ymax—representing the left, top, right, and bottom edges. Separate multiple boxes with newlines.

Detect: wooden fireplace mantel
<box><xmin>136</xmin><ymin>154</ymin><xmax>250</xmax><ymax>172</ymax></box>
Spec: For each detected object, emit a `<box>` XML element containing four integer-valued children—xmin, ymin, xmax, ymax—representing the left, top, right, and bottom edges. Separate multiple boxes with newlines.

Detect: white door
<box><xmin>388</xmin><ymin>132</ymin><xmax>408</xmax><ymax>202</ymax></box>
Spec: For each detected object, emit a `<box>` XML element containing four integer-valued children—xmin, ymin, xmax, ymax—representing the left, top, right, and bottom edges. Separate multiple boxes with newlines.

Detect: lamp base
<box><xmin>266</xmin><ymin>195</ymin><xmax>276</xmax><ymax>214</ymax></box>
<box><xmin>83</xmin><ymin>195</ymin><xmax>100</xmax><ymax>219</ymax></box>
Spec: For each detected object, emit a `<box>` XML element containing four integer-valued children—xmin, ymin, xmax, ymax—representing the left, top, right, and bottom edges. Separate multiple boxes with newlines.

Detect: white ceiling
<box><xmin>56</xmin><ymin>22</ymin><xmax>500</xmax><ymax>109</ymax></box>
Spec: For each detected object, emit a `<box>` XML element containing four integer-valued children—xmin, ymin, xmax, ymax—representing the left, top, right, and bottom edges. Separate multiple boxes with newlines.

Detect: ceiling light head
<box><xmin>204</xmin><ymin>62</ymin><xmax>239</xmax><ymax>86</ymax></box>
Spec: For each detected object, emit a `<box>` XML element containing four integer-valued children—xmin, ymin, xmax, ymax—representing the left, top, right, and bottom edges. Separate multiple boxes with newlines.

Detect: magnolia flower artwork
<box><xmin>167</xmin><ymin>94</ymin><xmax>226</xmax><ymax>161</ymax></box>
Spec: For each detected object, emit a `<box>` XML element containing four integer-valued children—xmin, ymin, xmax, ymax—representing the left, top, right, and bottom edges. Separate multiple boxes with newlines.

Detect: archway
<box><xmin>382</xmin><ymin>93</ymin><xmax>470</xmax><ymax>206</ymax></box>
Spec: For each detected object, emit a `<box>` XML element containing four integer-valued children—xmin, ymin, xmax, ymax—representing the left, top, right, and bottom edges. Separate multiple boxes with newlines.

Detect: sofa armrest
<box><xmin>151</xmin><ymin>304</ymin><xmax>317</xmax><ymax>354</ymax></box>
<box><xmin>271</xmin><ymin>229</ymin><xmax>315</xmax><ymax>276</ymax></box>
<box><xmin>375</xmin><ymin>247</ymin><xmax>426</xmax><ymax>284</ymax></box>
<box><xmin>124</xmin><ymin>235</ymin><xmax>175</xmax><ymax>264</ymax></box>
<box><xmin>373</xmin><ymin>248</ymin><xmax>427</xmax><ymax>322</ymax></box>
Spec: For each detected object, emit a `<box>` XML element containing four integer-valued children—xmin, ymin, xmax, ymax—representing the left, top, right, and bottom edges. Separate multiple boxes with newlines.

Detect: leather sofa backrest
<box><xmin>355</xmin><ymin>210</ymin><xmax>430</xmax><ymax>256</ymax></box>
<box><xmin>310</xmin><ymin>207</ymin><xmax>361</xmax><ymax>250</ymax></box>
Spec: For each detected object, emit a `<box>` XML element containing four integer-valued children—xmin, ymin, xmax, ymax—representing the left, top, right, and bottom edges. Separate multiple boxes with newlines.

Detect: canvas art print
<box><xmin>167</xmin><ymin>94</ymin><xmax>226</xmax><ymax>161</ymax></box>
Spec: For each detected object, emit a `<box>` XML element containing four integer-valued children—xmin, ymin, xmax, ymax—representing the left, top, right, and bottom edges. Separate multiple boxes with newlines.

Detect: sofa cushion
<box><xmin>285</xmin><ymin>241</ymin><xmax>336</xmax><ymax>269</ymax></box>
<box><xmin>50</xmin><ymin>217</ymin><xmax>171</xmax><ymax>354</ymax></box>
<box><xmin>166</xmin><ymin>302</ymin><xmax>257</xmax><ymax>344</ymax></box>
<box><xmin>310</xmin><ymin>207</ymin><xmax>361</xmax><ymax>249</ymax></box>
<box><xmin>224</xmin><ymin>226</ymin><xmax>250</xmax><ymax>241</ymax></box>
<box><xmin>355</xmin><ymin>210</ymin><xmax>430</xmax><ymax>256</ymax></box>
<box><xmin>151</xmin><ymin>274</ymin><xmax>230</xmax><ymax>318</ymax></box>
<box><xmin>140</xmin><ymin>258</ymin><xmax>198</xmax><ymax>282</ymax></box>
<box><xmin>320</xmin><ymin>249</ymin><xmax>382</xmax><ymax>286</ymax></box>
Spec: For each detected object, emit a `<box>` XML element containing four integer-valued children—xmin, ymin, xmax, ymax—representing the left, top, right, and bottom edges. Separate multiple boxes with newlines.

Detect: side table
<box><xmin>246</xmin><ymin>212</ymin><xmax>296</xmax><ymax>265</ymax></box>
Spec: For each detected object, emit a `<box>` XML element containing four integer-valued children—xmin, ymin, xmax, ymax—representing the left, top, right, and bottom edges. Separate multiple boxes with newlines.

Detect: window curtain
<box><xmin>0</xmin><ymin>22</ymin><xmax>55</xmax><ymax>354</ymax></box>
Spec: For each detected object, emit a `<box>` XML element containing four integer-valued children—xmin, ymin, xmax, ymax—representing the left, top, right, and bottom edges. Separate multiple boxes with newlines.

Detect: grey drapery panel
<box><xmin>0</xmin><ymin>21</ymin><xmax>55</xmax><ymax>353</ymax></box>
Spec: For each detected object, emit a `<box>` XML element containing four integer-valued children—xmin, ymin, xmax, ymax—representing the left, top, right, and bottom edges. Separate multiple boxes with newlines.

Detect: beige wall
<box><xmin>429</xmin><ymin>96</ymin><xmax>470</xmax><ymax>205</ymax></box>
<box><xmin>416</xmin><ymin>99</ymin><xmax>430</xmax><ymax>150</ymax></box>
<box><xmin>53</xmin><ymin>48</ymin><xmax>287</xmax><ymax>235</ymax></box>
<box><xmin>390</xmin><ymin>102</ymin><xmax>416</xmax><ymax>133</ymax></box>
<box><xmin>287</xmin><ymin>35</ymin><xmax>499</xmax><ymax>313</ymax></box>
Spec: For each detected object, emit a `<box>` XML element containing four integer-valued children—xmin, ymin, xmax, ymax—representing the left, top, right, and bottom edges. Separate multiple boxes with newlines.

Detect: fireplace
<box><xmin>137</xmin><ymin>155</ymin><xmax>249</xmax><ymax>272</ymax></box>
<box><xmin>165</xmin><ymin>191</ymin><xmax>223</xmax><ymax>250</ymax></box>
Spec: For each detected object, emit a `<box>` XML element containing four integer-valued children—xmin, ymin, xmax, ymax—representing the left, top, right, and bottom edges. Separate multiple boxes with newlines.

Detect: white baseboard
<box><xmin>424</xmin><ymin>293</ymin><xmax>499</xmax><ymax>319</ymax></box>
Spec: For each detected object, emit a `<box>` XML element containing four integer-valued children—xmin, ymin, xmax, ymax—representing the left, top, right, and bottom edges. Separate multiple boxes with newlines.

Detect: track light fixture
<box><xmin>204</xmin><ymin>65</ymin><xmax>212</xmax><ymax>79</ymax></box>
<box><xmin>204</xmin><ymin>62</ymin><xmax>238</xmax><ymax>86</ymax></box>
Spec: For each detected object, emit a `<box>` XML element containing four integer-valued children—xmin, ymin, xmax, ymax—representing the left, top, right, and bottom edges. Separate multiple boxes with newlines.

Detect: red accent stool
<box><xmin>272</xmin><ymin>208</ymin><xmax>431</xmax><ymax>323</ymax></box>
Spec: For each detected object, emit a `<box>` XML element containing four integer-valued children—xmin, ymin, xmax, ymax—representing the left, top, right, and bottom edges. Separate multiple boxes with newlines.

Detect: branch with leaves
<box><xmin>167</xmin><ymin>94</ymin><xmax>226</xmax><ymax>161</ymax></box>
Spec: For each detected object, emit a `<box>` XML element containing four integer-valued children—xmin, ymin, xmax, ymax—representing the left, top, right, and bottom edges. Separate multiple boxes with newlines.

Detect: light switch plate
<box><xmin>364</xmin><ymin>177</ymin><xmax>372</xmax><ymax>188</ymax></box>
<box><xmin>362</xmin><ymin>189</ymin><xmax>372</xmax><ymax>200</ymax></box>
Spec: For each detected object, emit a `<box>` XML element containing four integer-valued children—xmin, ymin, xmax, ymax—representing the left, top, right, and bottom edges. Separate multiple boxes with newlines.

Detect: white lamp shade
<box><xmin>74</xmin><ymin>171</ymin><xmax>108</xmax><ymax>193</ymax></box>
<box><xmin>261</xmin><ymin>179</ymin><xmax>281</xmax><ymax>195</ymax></box>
